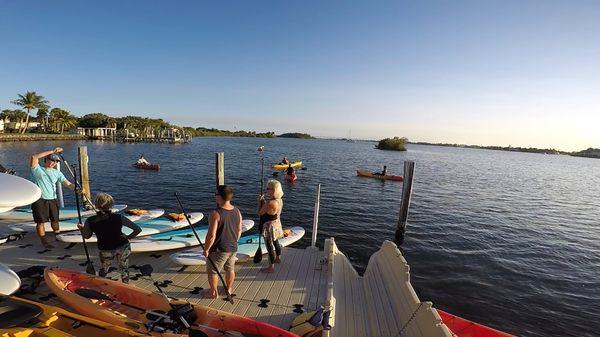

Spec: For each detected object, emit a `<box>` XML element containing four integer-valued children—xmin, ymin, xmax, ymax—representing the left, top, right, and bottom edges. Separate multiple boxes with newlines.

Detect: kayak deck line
<box><xmin>0</xmin><ymin>218</ymin><xmax>512</xmax><ymax>336</ymax></box>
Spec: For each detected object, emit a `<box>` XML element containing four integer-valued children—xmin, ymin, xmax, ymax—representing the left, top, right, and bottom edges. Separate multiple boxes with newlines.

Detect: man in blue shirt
<box><xmin>30</xmin><ymin>147</ymin><xmax>76</xmax><ymax>248</ymax></box>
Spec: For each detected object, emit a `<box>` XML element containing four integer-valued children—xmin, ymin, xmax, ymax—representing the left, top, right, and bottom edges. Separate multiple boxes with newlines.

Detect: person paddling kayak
<box><xmin>374</xmin><ymin>165</ymin><xmax>387</xmax><ymax>176</ymax></box>
<box><xmin>280</xmin><ymin>157</ymin><xmax>290</xmax><ymax>165</ymax></box>
<box><xmin>136</xmin><ymin>155</ymin><xmax>150</xmax><ymax>165</ymax></box>
<box><xmin>285</xmin><ymin>163</ymin><xmax>295</xmax><ymax>176</ymax></box>
<box><xmin>30</xmin><ymin>147</ymin><xmax>77</xmax><ymax>248</ymax></box>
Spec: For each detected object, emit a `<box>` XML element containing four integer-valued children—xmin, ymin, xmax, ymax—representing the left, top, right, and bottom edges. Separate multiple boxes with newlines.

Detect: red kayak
<box><xmin>286</xmin><ymin>173</ymin><xmax>297</xmax><ymax>182</ymax></box>
<box><xmin>437</xmin><ymin>309</ymin><xmax>516</xmax><ymax>337</ymax></box>
<box><xmin>133</xmin><ymin>163</ymin><xmax>160</xmax><ymax>171</ymax></box>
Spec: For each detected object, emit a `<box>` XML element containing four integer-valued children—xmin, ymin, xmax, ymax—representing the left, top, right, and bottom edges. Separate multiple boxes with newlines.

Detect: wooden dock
<box><xmin>0</xmin><ymin>227</ymin><xmax>328</xmax><ymax>330</ymax></box>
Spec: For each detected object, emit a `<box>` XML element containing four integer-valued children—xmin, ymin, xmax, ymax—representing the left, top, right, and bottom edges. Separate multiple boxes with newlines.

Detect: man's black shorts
<box><xmin>31</xmin><ymin>199</ymin><xmax>59</xmax><ymax>223</ymax></box>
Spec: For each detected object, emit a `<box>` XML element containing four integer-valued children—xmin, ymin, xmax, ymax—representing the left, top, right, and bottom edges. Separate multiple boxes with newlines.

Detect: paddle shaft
<box><xmin>72</xmin><ymin>165</ymin><xmax>95</xmax><ymax>274</ymax></box>
<box><xmin>254</xmin><ymin>150</ymin><xmax>265</xmax><ymax>263</ymax></box>
<box><xmin>174</xmin><ymin>192</ymin><xmax>233</xmax><ymax>303</ymax></box>
<box><xmin>58</xmin><ymin>154</ymin><xmax>96</xmax><ymax>210</ymax></box>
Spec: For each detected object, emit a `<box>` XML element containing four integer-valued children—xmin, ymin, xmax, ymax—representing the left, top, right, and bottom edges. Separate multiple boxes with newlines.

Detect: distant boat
<box><xmin>345</xmin><ymin>129</ymin><xmax>356</xmax><ymax>143</ymax></box>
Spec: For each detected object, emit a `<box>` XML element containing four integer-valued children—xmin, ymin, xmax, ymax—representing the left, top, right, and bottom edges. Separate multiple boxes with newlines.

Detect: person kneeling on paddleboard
<box><xmin>258</xmin><ymin>179</ymin><xmax>285</xmax><ymax>273</ymax></box>
<box><xmin>137</xmin><ymin>154</ymin><xmax>150</xmax><ymax>165</ymax></box>
<box><xmin>203</xmin><ymin>185</ymin><xmax>243</xmax><ymax>299</ymax></box>
<box><xmin>30</xmin><ymin>147</ymin><xmax>77</xmax><ymax>249</ymax></box>
<box><xmin>78</xmin><ymin>193</ymin><xmax>141</xmax><ymax>283</ymax></box>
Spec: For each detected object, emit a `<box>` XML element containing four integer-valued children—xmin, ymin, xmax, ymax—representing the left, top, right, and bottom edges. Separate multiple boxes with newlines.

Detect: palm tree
<box><xmin>50</xmin><ymin>108</ymin><xmax>77</xmax><ymax>134</ymax></box>
<box><xmin>36</xmin><ymin>107</ymin><xmax>49</xmax><ymax>131</ymax></box>
<box><xmin>11</xmin><ymin>91</ymin><xmax>49</xmax><ymax>133</ymax></box>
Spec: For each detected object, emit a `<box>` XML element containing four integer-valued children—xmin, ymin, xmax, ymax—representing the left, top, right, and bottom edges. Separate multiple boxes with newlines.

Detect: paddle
<box><xmin>174</xmin><ymin>192</ymin><xmax>234</xmax><ymax>304</ymax></box>
<box><xmin>58</xmin><ymin>154</ymin><xmax>95</xmax><ymax>210</ymax></box>
<box><xmin>253</xmin><ymin>146</ymin><xmax>265</xmax><ymax>264</ymax></box>
<box><xmin>71</xmin><ymin>163</ymin><xmax>95</xmax><ymax>275</ymax></box>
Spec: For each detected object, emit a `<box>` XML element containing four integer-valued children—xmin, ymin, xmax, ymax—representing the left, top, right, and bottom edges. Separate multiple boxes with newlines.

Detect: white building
<box><xmin>77</xmin><ymin>127</ymin><xmax>117</xmax><ymax>139</ymax></box>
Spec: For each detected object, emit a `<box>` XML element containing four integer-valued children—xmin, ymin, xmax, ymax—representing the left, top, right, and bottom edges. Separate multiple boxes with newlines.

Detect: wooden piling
<box><xmin>77</xmin><ymin>146</ymin><xmax>92</xmax><ymax>208</ymax></box>
<box><xmin>395</xmin><ymin>161</ymin><xmax>415</xmax><ymax>245</ymax></box>
<box><xmin>215</xmin><ymin>152</ymin><xmax>224</xmax><ymax>189</ymax></box>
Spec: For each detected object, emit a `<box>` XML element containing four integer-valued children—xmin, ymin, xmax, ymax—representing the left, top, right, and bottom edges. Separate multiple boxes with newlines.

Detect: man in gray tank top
<box><xmin>203</xmin><ymin>185</ymin><xmax>242</xmax><ymax>299</ymax></box>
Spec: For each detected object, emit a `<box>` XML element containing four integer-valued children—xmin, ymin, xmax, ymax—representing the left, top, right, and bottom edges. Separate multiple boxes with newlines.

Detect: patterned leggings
<box><xmin>98</xmin><ymin>243</ymin><xmax>131</xmax><ymax>283</ymax></box>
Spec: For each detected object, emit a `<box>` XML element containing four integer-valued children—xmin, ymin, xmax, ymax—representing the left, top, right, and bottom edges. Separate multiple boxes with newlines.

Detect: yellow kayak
<box><xmin>0</xmin><ymin>295</ymin><xmax>145</xmax><ymax>337</ymax></box>
<box><xmin>272</xmin><ymin>161</ymin><xmax>302</xmax><ymax>170</ymax></box>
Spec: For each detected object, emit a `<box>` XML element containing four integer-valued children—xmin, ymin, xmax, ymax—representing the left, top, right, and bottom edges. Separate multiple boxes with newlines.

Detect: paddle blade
<box><xmin>139</xmin><ymin>264</ymin><xmax>154</xmax><ymax>277</ymax></box>
<box><xmin>75</xmin><ymin>288</ymin><xmax>111</xmax><ymax>301</ymax></box>
<box><xmin>253</xmin><ymin>247</ymin><xmax>263</xmax><ymax>263</ymax></box>
<box><xmin>85</xmin><ymin>262</ymin><xmax>96</xmax><ymax>275</ymax></box>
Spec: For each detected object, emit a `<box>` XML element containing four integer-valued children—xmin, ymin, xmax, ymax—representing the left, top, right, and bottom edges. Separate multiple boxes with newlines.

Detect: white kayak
<box><xmin>0</xmin><ymin>263</ymin><xmax>21</xmax><ymax>295</ymax></box>
<box><xmin>171</xmin><ymin>226</ymin><xmax>305</xmax><ymax>266</ymax></box>
<box><xmin>0</xmin><ymin>173</ymin><xmax>41</xmax><ymax>208</ymax></box>
<box><xmin>56</xmin><ymin>211</ymin><xmax>203</xmax><ymax>243</ymax></box>
<box><xmin>131</xmin><ymin>219</ymin><xmax>255</xmax><ymax>253</ymax></box>
<box><xmin>0</xmin><ymin>204</ymin><xmax>128</xmax><ymax>221</ymax></box>
<box><xmin>10</xmin><ymin>207</ymin><xmax>161</xmax><ymax>233</ymax></box>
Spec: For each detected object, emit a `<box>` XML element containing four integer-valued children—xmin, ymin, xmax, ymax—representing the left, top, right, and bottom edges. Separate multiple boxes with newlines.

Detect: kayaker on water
<box><xmin>285</xmin><ymin>163</ymin><xmax>295</xmax><ymax>176</ymax></box>
<box><xmin>203</xmin><ymin>185</ymin><xmax>243</xmax><ymax>299</ymax></box>
<box><xmin>280</xmin><ymin>157</ymin><xmax>290</xmax><ymax>165</ymax></box>
<box><xmin>374</xmin><ymin>165</ymin><xmax>387</xmax><ymax>176</ymax></box>
<box><xmin>258</xmin><ymin>179</ymin><xmax>284</xmax><ymax>273</ymax></box>
<box><xmin>30</xmin><ymin>147</ymin><xmax>77</xmax><ymax>248</ymax></box>
<box><xmin>78</xmin><ymin>193</ymin><xmax>142</xmax><ymax>283</ymax></box>
<box><xmin>137</xmin><ymin>155</ymin><xmax>150</xmax><ymax>165</ymax></box>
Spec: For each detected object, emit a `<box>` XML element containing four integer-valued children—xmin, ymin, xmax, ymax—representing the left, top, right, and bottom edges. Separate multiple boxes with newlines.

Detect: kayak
<box><xmin>356</xmin><ymin>169</ymin><xmax>403</xmax><ymax>181</ymax></box>
<box><xmin>0</xmin><ymin>204</ymin><xmax>128</xmax><ymax>221</ymax></box>
<box><xmin>9</xmin><ymin>206</ymin><xmax>155</xmax><ymax>233</ymax></box>
<box><xmin>0</xmin><ymin>296</ymin><xmax>150</xmax><ymax>337</ymax></box>
<box><xmin>133</xmin><ymin>163</ymin><xmax>160</xmax><ymax>170</ymax></box>
<box><xmin>0</xmin><ymin>173</ymin><xmax>42</xmax><ymax>208</ymax></box>
<box><xmin>0</xmin><ymin>263</ymin><xmax>21</xmax><ymax>295</ymax></box>
<box><xmin>56</xmin><ymin>211</ymin><xmax>202</xmax><ymax>243</ymax></box>
<box><xmin>171</xmin><ymin>226</ymin><xmax>305</xmax><ymax>266</ymax></box>
<box><xmin>44</xmin><ymin>267</ymin><xmax>299</xmax><ymax>337</ymax></box>
<box><xmin>271</xmin><ymin>161</ymin><xmax>302</xmax><ymax>170</ymax></box>
<box><xmin>286</xmin><ymin>173</ymin><xmax>297</xmax><ymax>182</ymax></box>
<box><xmin>130</xmin><ymin>219</ymin><xmax>254</xmax><ymax>252</ymax></box>
<box><xmin>437</xmin><ymin>309</ymin><xmax>516</xmax><ymax>337</ymax></box>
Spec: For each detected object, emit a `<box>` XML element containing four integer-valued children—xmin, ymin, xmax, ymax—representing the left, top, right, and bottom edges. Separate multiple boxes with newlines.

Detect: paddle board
<box><xmin>1</xmin><ymin>204</ymin><xmax>127</xmax><ymax>222</ymax></box>
<box><xmin>10</xmin><ymin>207</ymin><xmax>159</xmax><ymax>233</ymax></box>
<box><xmin>56</xmin><ymin>211</ymin><xmax>203</xmax><ymax>243</ymax></box>
<box><xmin>0</xmin><ymin>206</ymin><xmax>15</xmax><ymax>213</ymax></box>
<box><xmin>171</xmin><ymin>226</ymin><xmax>305</xmax><ymax>265</ymax></box>
<box><xmin>130</xmin><ymin>219</ymin><xmax>255</xmax><ymax>253</ymax></box>
<box><xmin>0</xmin><ymin>173</ymin><xmax>41</xmax><ymax>208</ymax></box>
<box><xmin>0</xmin><ymin>263</ymin><xmax>21</xmax><ymax>295</ymax></box>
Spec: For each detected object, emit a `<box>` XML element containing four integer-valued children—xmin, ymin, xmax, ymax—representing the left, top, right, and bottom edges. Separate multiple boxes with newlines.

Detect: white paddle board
<box><xmin>1</xmin><ymin>204</ymin><xmax>128</xmax><ymax>222</ymax></box>
<box><xmin>171</xmin><ymin>226</ymin><xmax>305</xmax><ymax>266</ymax></box>
<box><xmin>0</xmin><ymin>173</ymin><xmax>41</xmax><ymax>208</ymax></box>
<box><xmin>10</xmin><ymin>206</ymin><xmax>157</xmax><ymax>233</ymax></box>
<box><xmin>131</xmin><ymin>219</ymin><xmax>254</xmax><ymax>253</ymax></box>
<box><xmin>0</xmin><ymin>263</ymin><xmax>21</xmax><ymax>295</ymax></box>
<box><xmin>56</xmin><ymin>211</ymin><xmax>203</xmax><ymax>243</ymax></box>
<box><xmin>0</xmin><ymin>206</ymin><xmax>15</xmax><ymax>213</ymax></box>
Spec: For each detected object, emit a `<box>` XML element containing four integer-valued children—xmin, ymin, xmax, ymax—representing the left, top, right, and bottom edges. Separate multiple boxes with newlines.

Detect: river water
<box><xmin>1</xmin><ymin>138</ymin><xmax>598</xmax><ymax>337</ymax></box>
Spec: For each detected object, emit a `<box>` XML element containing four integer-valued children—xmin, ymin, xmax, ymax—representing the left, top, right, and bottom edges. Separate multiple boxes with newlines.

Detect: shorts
<box><xmin>31</xmin><ymin>199</ymin><xmax>59</xmax><ymax>223</ymax></box>
<box><xmin>206</xmin><ymin>251</ymin><xmax>236</xmax><ymax>275</ymax></box>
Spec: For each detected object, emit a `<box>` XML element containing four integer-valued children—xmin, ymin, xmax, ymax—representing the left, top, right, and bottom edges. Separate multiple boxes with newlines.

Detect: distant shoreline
<box><xmin>0</xmin><ymin>133</ymin><xmax>87</xmax><ymax>142</ymax></box>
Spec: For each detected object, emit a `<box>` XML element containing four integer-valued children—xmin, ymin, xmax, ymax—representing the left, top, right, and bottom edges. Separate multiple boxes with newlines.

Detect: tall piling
<box><xmin>77</xmin><ymin>146</ymin><xmax>92</xmax><ymax>208</ymax></box>
<box><xmin>395</xmin><ymin>161</ymin><xmax>415</xmax><ymax>245</ymax></box>
<box><xmin>215</xmin><ymin>152</ymin><xmax>224</xmax><ymax>189</ymax></box>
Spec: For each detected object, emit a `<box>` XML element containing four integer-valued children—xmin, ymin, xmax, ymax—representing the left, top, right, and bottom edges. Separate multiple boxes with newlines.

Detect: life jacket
<box><xmin>290</xmin><ymin>306</ymin><xmax>330</xmax><ymax>337</ymax></box>
<box><xmin>167</xmin><ymin>213</ymin><xmax>186</xmax><ymax>221</ymax></box>
<box><xmin>127</xmin><ymin>208</ymin><xmax>149</xmax><ymax>216</ymax></box>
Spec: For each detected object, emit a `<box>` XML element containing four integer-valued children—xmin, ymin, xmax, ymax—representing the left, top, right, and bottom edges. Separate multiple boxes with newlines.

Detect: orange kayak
<box><xmin>133</xmin><ymin>163</ymin><xmax>160</xmax><ymax>170</ymax></box>
<box><xmin>437</xmin><ymin>309</ymin><xmax>516</xmax><ymax>337</ymax></box>
<box><xmin>286</xmin><ymin>173</ymin><xmax>297</xmax><ymax>182</ymax></box>
<box><xmin>44</xmin><ymin>267</ymin><xmax>298</xmax><ymax>337</ymax></box>
<box><xmin>356</xmin><ymin>170</ymin><xmax>403</xmax><ymax>181</ymax></box>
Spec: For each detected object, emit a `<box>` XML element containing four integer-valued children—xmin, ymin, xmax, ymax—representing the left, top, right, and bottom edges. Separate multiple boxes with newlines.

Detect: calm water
<box><xmin>1</xmin><ymin>138</ymin><xmax>599</xmax><ymax>337</ymax></box>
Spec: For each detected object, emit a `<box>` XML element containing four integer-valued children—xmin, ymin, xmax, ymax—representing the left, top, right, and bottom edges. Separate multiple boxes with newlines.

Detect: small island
<box><xmin>376</xmin><ymin>137</ymin><xmax>408</xmax><ymax>151</ymax></box>
<box><xmin>278</xmin><ymin>132</ymin><xmax>315</xmax><ymax>139</ymax></box>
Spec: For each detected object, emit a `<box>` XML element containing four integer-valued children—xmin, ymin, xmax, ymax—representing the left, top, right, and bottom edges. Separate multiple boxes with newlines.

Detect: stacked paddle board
<box><xmin>8</xmin><ymin>204</ymin><xmax>131</xmax><ymax>232</ymax></box>
<box><xmin>0</xmin><ymin>263</ymin><xmax>21</xmax><ymax>295</ymax></box>
<box><xmin>171</xmin><ymin>226</ymin><xmax>305</xmax><ymax>265</ymax></box>
<box><xmin>0</xmin><ymin>173</ymin><xmax>42</xmax><ymax>214</ymax></box>
<box><xmin>130</xmin><ymin>219</ymin><xmax>255</xmax><ymax>252</ymax></box>
<box><xmin>0</xmin><ymin>204</ymin><xmax>128</xmax><ymax>221</ymax></box>
<box><xmin>56</xmin><ymin>211</ymin><xmax>203</xmax><ymax>243</ymax></box>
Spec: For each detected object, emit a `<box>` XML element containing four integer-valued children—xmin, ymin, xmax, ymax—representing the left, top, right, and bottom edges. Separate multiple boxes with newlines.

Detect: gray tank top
<box><xmin>212</xmin><ymin>206</ymin><xmax>241</xmax><ymax>253</ymax></box>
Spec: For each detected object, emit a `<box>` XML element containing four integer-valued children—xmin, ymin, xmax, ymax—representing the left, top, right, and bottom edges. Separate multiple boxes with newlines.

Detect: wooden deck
<box><xmin>0</xmin><ymin>225</ymin><xmax>328</xmax><ymax>330</ymax></box>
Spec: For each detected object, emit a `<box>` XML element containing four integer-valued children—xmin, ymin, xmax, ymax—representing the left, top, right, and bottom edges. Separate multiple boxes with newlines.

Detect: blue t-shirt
<box><xmin>30</xmin><ymin>165</ymin><xmax>66</xmax><ymax>200</ymax></box>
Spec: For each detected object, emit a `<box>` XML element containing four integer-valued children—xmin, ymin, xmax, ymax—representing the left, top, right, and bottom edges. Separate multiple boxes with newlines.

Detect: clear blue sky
<box><xmin>1</xmin><ymin>1</ymin><xmax>599</xmax><ymax>150</ymax></box>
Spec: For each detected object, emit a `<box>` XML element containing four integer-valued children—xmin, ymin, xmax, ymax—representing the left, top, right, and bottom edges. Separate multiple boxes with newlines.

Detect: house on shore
<box><xmin>76</xmin><ymin>127</ymin><xmax>117</xmax><ymax>140</ymax></box>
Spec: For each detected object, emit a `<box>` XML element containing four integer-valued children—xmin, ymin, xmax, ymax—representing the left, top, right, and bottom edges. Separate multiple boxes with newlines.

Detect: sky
<box><xmin>1</xmin><ymin>1</ymin><xmax>599</xmax><ymax>151</ymax></box>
